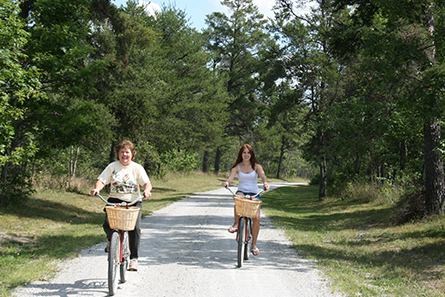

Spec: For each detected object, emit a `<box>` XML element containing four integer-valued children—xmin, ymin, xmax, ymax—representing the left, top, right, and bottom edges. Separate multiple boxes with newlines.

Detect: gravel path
<box><xmin>14</xmin><ymin>183</ymin><xmax>343</xmax><ymax>297</ymax></box>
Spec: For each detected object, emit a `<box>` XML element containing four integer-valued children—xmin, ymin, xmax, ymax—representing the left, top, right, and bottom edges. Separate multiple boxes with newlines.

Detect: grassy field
<box><xmin>1</xmin><ymin>173</ymin><xmax>444</xmax><ymax>296</ymax></box>
<box><xmin>262</xmin><ymin>185</ymin><xmax>445</xmax><ymax>297</ymax></box>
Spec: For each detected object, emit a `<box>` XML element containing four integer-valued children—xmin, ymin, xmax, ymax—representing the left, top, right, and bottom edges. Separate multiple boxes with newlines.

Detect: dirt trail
<box><xmin>14</xmin><ymin>183</ymin><xmax>342</xmax><ymax>297</ymax></box>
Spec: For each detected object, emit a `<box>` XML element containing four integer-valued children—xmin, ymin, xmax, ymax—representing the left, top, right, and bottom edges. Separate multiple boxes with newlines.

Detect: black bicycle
<box><xmin>96</xmin><ymin>193</ymin><xmax>144</xmax><ymax>296</ymax></box>
<box><xmin>225</xmin><ymin>187</ymin><xmax>265</xmax><ymax>267</ymax></box>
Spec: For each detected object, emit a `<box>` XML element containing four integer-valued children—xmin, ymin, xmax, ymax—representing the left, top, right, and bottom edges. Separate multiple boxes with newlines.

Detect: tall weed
<box><xmin>341</xmin><ymin>181</ymin><xmax>404</xmax><ymax>205</ymax></box>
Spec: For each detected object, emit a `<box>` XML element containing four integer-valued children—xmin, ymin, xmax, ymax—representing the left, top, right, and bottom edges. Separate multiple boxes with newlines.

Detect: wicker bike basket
<box><xmin>105</xmin><ymin>206</ymin><xmax>140</xmax><ymax>231</ymax></box>
<box><xmin>234</xmin><ymin>197</ymin><xmax>261</xmax><ymax>218</ymax></box>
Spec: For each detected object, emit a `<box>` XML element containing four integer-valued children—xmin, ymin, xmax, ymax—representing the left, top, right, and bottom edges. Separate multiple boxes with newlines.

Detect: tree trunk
<box><xmin>109</xmin><ymin>141</ymin><xmax>116</xmax><ymax>164</ymax></box>
<box><xmin>1</xmin><ymin>163</ymin><xmax>9</xmax><ymax>185</ymax></box>
<box><xmin>319</xmin><ymin>155</ymin><xmax>327</xmax><ymax>200</ymax></box>
<box><xmin>353</xmin><ymin>151</ymin><xmax>360</xmax><ymax>175</ymax></box>
<box><xmin>424</xmin><ymin>118</ymin><xmax>444</xmax><ymax>215</ymax></box>
<box><xmin>276</xmin><ymin>136</ymin><xmax>285</xmax><ymax>179</ymax></box>
<box><xmin>202</xmin><ymin>150</ymin><xmax>209</xmax><ymax>173</ymax></box>
<box><xmin>318</xmin><ymin>129</ymin><xmax>327</xmax><ymax>200</ymax></box>
<box><xmin>69</xmin><ymin>146</ymin><xmax>80</xmax><ymax>178</ymax></box>
<box><xmin>1</xmin><ymin>134</ymin><xmax>18</xmax><ymax>188</ymax></box>
<box><xmin>214</xmin><ymin>147</ymin><xmax>222</xmax><ymax>174</ymax></box>
<box><xmin>423</xmin><ymin>5</ymin><xmax>443</xmax><ymax>215</ymax></box>
<box><xmin>73</xmin><ymin>146</ymin><xmax>80</xmax><ymax>177</ymax></box>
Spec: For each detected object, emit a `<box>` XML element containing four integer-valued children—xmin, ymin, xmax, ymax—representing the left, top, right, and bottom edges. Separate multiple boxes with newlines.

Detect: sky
<box><xmin>111</xmin><ymin>0</ymin><xmax>278</xmax><ymax>31</ymax></box>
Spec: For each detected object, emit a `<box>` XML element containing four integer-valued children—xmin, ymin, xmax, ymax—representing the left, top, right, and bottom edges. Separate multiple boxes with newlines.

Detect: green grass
<box><xmin>261</xmin><ymin>185</ymin><xmax>445</xmax><ymax>297</ymax></box>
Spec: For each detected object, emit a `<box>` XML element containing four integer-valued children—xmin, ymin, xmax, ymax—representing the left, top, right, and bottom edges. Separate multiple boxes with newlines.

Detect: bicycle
<box><xmin>96</xmin><ymin>193</ymin><xmax>144</xmax><ymax>296</ymax></box>
<box><xmin>225</xmin><ymin>186</ymin><xmax>265</xmax><ymax>268</ymax></box>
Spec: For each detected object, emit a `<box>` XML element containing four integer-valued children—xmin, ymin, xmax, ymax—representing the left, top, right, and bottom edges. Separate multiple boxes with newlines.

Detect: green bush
<box><xmin>162</xmin><ymin>149</ymin><xmax>198</xmax><ymax>172</ymax></box>
<box><xmin>0</xmin><ymin>166</ymin><xmax>34</xmax><ymax>206</ymax></box>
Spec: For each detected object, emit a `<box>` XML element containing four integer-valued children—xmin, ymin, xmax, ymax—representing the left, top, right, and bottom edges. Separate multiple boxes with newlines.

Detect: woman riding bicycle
<box><xmin>222</xmin><ymin>144</ymin><xmax>270</xmax><ymax>256</ymax></box>
<box><xmin>91</xmin><ymin>140</ymin><xmax>152</xmax><ymax>271</ymax></box>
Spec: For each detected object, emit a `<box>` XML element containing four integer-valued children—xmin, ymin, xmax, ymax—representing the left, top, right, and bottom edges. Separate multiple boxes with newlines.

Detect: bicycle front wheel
<box><xmin>244</xmin><ymin>218</ymin><xmax>251</xmax><ymax>261</ymax></box>
<box><xmin>237</xmin><ymin>217</ymin><xmax>246</xmax><ymax>268</ymax></box>
<box><xmin>120</xmin><ymin>231</ymin><xmax>130</xmax><ymax>283</ymax></box>
<box><xmin>108</xmin><ymin>231</ymin><xmax>120</xmax><ymax>296</ymax></box>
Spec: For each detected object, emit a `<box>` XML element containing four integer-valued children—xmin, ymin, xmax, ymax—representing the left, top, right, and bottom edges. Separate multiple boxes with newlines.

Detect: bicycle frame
<box><xmin>96</xmin><ymin>193</ymin><xmax>143</xmax><ymax>261</ymax></box>
<box><xmin>237</xmin><ymin>217</ymin><xmax>252</xmax><ymax>242</ymax></box>
<box><xmin>225</xmin><ymin>186</ymin><xmax>265</xmax><ymax>267</ymax></box>
<box><xmin>96</xmin><ymin>193</ymin><xmax>144</xmax><ymax>296</ymax></box>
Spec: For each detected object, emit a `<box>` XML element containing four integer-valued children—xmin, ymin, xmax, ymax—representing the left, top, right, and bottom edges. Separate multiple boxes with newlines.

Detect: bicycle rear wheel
<box><xmin>108</xmin><ymin>231</ymin><xmax>120</xmax><ymax>296</ymax></box>
<box><xmin>237</xmin><ymin>217</ymin><xmax>246</xmax><ymax>267</ymax></box>
<box><xmin>120</xmin><ymin>231</ymin><xmax>130</xmax><ymax>283</ymax></box>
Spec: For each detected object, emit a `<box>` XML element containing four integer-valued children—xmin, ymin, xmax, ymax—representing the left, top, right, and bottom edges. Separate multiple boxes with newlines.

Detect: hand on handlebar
<box><xmin>143</xmin><ymin>190</ymin><xmax>152</xmax><ymax>199</ymax></box>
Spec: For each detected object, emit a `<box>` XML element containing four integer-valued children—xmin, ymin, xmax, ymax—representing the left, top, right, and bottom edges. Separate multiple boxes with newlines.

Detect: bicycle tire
<box><xmin>108</xmin><ymin>231</ymin><xmax>120</xmax><ymax>296</ymax></box>
<box><xmin>237</xmin><ymin>217</ymin><xmax>246</xmax><ymax>267</ymax></box>
<box><xmin>244</xmin><ymin>218</ymin><xmax>251</xmax><ymax>261</ymax></box>
<box><xmin>120</xmin><ymin>231</ymin><xmax>129</xmax><ymax>283</ymax></box>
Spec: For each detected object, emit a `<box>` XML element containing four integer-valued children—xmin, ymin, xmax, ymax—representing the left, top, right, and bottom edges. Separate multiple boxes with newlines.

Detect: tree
<box><xmin>11</xmin><ymin>0</ymin><xmax>114</xmax><ymax>189</ymax></box>
<box><xmin>331</xmin><ymin>0</ymin><xmax>445</xmax><ymax>214</ymax></box>
<box><xmin>147</xmin><ymin>4</ymin><xmax>229</xmax><ymax>154</ymax></box>
<box><xmin>90</xmin><ymin>2</ymin><xmax>158</xmax><ymax>162</ymax></box>
<box><xmin>272</xmin><ymin>0</ymin><xmax>344</xmax><ymax>199</ymax></box>
<box><xmin>90</xmin><ymin>2</ymin><xmax>229</xmax><ymax>175</ymax></box>
<box><xmin>20</xmin><ymin>0</ymin><xmax>108</xmax><ymax>98</ymax></box>
<box><xmin>203</xmin><ymin>0</ymin><xmax>272</xmax><ymax>169</ymax></box>
<box><xmin>0</xmin><ymin>0</ymin><xmax>41</xmax><ymax>203</ymax></box>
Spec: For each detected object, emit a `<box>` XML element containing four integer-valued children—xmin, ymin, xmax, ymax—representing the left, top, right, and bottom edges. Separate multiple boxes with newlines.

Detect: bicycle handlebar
<box><xmin>96</xmin><ymin>193</ymin><xmax>144</xmax><ymax>207</ymax></box>
<box><xmin>225</xmin><ymin>186</ymin><xmax>265</xmax><ymax>199</ymax></box>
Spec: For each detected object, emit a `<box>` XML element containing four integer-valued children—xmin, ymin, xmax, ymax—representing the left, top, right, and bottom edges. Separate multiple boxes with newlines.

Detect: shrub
<box><xmin>0</xmin><ymin>166</ymin><xmax>34</xmax><ymax>206</ymax></box>
<box><xmin>162</xmin><ymin>149</ymin><xmax>198</xmax><ymax>172</ymax></box>
<box><xmin>394</xmin><ymin>188</ymin><xmax>426</xmax><ymax>224</ymax></box>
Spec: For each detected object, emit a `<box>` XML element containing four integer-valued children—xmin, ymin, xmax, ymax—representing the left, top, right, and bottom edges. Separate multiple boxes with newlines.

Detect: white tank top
<box><xmin>237</xmin><ymin>164</ymin><xmax>258</xmax><ymax>193</ymax></box>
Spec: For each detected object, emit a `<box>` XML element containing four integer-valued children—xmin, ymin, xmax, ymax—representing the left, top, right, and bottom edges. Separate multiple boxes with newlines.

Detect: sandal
<box><xmin>228</xmin><ymin>226</ymin><xmax>238</xmax><ymax>233</ymax></box>
<box><xmin>251</xmin><ymin>247</ymin><xmax>260</xmax><ymax>256</ymax></box>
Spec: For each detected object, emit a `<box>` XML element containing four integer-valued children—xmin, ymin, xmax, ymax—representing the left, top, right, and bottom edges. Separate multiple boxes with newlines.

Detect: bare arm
<box><xmin>142</xmin><ymin>182</ymin><xmax>152</xmax><ymax>199</ymax></box>
<box><xmin>91</xmin><ymin>180</ymin><xmax>105</xmax><ymax>196</ymax></box>
<box><xmin>222</xmin><ymin>166</ymin><xmax>238</xmax><ymax>187</ymax></box>
<box><xmin>255</xmin><ymin>164</ymin><xmax>270</xmax><ymax>190</ymax></box>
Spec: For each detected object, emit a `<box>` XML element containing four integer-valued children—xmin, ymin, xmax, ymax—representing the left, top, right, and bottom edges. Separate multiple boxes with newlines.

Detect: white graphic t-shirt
<box><xmin>98</xmin><ymin>161</ymin><xmax>150</xmax><ymax>202</ymax></box>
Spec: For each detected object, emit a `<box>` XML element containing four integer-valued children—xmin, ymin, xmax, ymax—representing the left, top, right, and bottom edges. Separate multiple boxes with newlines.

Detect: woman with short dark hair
<box><xmin>91</xmin><ymin>140</ymin><xmax>152</xmax><ymax>271</ymax></box>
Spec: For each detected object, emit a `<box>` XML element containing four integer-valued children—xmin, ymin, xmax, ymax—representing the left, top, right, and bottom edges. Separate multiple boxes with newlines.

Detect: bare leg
<box><xmin>232</xmin><ymin>206</ymin><xmax>240</xmax><ymax>229</ymax></box>
<box><xmin>229</xmin><ymin>192</ymin><xmax>244</xmax><ymax>232</ymax></box>
<box><xmin>232</xmin><ymin>192</ymin><xmax>244</xmax><ymax>228</ymax></box>
<box><xmin>251</xmin><ymin>207</ymin><xmax>260</xmax><ymax>254</ymax></box>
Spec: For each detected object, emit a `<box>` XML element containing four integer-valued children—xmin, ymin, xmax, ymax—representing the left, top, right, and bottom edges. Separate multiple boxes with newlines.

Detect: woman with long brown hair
<box><xmin>222</xmin><ymin>144</ymin><xmax>270</xmax><ymax>256</ymax></box>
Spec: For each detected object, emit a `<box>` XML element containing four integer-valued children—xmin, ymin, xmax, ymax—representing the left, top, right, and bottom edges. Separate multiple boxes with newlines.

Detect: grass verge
<box><xmin>261</xmin><ymin>184</ymin><xmax>445</xmax><ymax>297</ymax></box>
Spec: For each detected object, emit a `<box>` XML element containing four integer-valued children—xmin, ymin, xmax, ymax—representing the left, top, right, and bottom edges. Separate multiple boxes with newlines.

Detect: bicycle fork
<box><xmin>119</xmin><ymin>230</ymin><xmax>124</xmax><ymax>263</ymax></box>
<box><xmin>236</xmin><ymin>217</ymin><xmax>252</xmax><ymax>244</ymax></box>
<box><xmin>108</xmin><ymin>230</ymin><xmax>125</xmax><ymax>263</ymax></box>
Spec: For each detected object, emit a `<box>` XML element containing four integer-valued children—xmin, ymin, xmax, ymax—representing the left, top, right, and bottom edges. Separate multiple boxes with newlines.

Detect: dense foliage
<box><xmin>1</xmin><ymin>0</ymin><xmax>444</xmax><ymax>216</ymax></box>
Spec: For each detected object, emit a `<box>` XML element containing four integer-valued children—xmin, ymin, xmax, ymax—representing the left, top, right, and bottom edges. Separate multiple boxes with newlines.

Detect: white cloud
<box><xmin>137</xmin><ymin>1</ymin><xmax>162</xmax><ymax>17</ymax></box>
